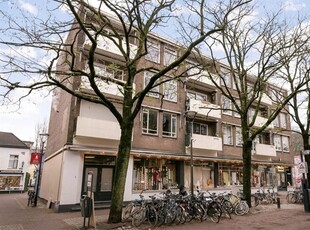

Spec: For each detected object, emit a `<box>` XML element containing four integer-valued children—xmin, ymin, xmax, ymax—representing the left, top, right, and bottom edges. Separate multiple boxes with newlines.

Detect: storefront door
<box><xmin>82</xmin><ymin>155</ymin><xmax>115</xmax><ymax>201</ymax></box>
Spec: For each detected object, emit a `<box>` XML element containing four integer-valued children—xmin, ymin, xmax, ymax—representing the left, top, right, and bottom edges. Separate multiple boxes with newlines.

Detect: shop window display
<box><xmin>133</xmin><ymin>158</ymin><xmax>177</xmax><ymax>191</ymax></box>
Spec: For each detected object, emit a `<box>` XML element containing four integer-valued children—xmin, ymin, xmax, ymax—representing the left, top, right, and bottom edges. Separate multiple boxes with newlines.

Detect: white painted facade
<box><xmin>0</xmin><ymin>146</ymin><xmax>30</xmax><ymax>191</ymax></box>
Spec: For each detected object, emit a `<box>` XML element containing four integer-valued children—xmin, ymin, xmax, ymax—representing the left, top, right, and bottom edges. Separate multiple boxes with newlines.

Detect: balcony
<box><xmin>192</xmin><ymin>134</ymin><xmax>222</xmax><ymax>152</ymax></box>
<box><xmin>75</xmin><ymin>116</ymin><xmax>121</xmax><ymax>140</ymax></box>
<box><xmin>188</xmin><ymin>69</ymin><xmax>220</xmax><ymax>87</ymax></box>
<box><xmin>253</xmin><ymin>115</ymin><xmax>274</xmax><ymax>129</ymax></box>
<box><xmin>80</xmin><ymin>76</ymin><xmax>136</xmax><ymax>97</ymax></box>
<box><xmin>188</xmin><ymin>98</ymin><xmax>221</xmax><ymax>119</ymax></box>
<box><xmin>252</xmin><ymin>143</ymin><xmax>276</xmax><ymax>157</ymax></box>
<box><xmin>84</xmin><ymin>36</ymin><xmax>137</xmax><ymax>59</ymax></box>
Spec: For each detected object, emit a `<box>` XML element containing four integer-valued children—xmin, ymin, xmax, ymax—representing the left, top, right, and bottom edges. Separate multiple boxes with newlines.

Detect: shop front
<box><xmin>0</xmin><ymin>171</ymin><xmax>24</xmax><ymax>191</ymax></box>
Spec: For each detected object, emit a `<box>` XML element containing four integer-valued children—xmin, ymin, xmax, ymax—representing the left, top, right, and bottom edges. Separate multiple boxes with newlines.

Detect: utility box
<box><xmin>80</xmin><ymin>195</ymin><xmax>92</xmax><ymax>218</ymax></box>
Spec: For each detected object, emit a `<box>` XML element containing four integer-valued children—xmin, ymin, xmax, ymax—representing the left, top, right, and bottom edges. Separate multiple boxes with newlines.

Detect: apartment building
<box><xmin>40</xmin><ymin>10</ymin><xmax>294</xmax><ymax>212</ymax></box>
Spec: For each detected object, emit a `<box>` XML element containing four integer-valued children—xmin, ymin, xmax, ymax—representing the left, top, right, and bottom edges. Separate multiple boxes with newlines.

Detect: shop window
<box><xmin>8</xmin><ymin>155</ymin><xmax>19</xmax><ymax>169</ymax></box>
<box><xmin>145</xmin><ymin>40</ymin><xmax>160</xmax><ymax>63</ymax></box>
<box><xmin>163</xmin><ymin>78</ymin><xmax>177</xmax><ymax>102</ymax></box>
<box><xmin>144</xmin><ymin>71</ymin><xmax>160</xmax><ymax>98</ymax></box>
<box><xmin>142</xmin><ymin>108</ymin><xmax>158</xmax><ymax>135</ymax></box>
<box><xmin>133</xmin><ymin>158</ymin><xmax>177</xmax><ymax>191</ymax></box>
<box><xmin>222</xmin><ymin>124</ymin><xmax>233</xmax><ymax>145</ymax></box>
<box><xmin>162</xmin><ymin>113</ymin><xmax>177</xmax><ymax>137</ymax></box>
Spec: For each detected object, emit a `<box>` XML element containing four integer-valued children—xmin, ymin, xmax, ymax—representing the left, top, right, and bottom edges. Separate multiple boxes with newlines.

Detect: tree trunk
<box><xmin>108</xmin><ymin>118</ymin><xmax>133</xmax><ymax>223</ymax></box>
<box><xmin>242</xmin><ymin>139</ymin><xmax>252</xmax><ymax>206</ymax></box>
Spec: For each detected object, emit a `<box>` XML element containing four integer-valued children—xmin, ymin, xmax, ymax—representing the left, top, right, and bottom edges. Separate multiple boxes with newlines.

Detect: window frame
<box><xmin>164</xmin><ymin>46</ymin><xmax>177</xmax><ymax>66</ymax></box>
<box><xmin>279</xmin><ymin>113</ymin><xmax>287</xmax><ymax>129</ymax></box>
<box><xmin>282</xmin><ymin>136</ymin><xmax>289</xmax><ymax>152</ymax></box>
<box><xmin>8</xmin><ymin>155</ymin><xmax>19</xmax><ymax>169</ymax></box>
<box><xmin>222</xmin><ymin>124</ymin><xmax>233</xmax><ymax>145</ymax></box>
<box><xmin>163</xmin><ymin>78</ymin><xmax>178</xmax><ymax>102</ymax></box>
<box><xmin>145</xmin><ymin>40</ymin><xmax>160</xmax><ymax>63</ymax></box>
<box><xmin>144</xmin><ymin>71</ymin><xmax>160</xmax><ymax>98</ymax></box>
<box><xmin>274</xmin><ymin>134</ymin><xmax>282</xmax><ymax>151</ymax></box>
<box><xmin>142</xmin><ymin>108</ymin><xmax>158</xmax><ymax>135</ymax></box>
<box><xmin>235</xmin><ymin>126</ymin><xmax>243</xmax><ymax>146</ymax></box>
<box><xmin>222</xmin><ymin>95</ymin><xmax>232</xmax><ymax>115</ymax></box>
<box><xmin>162</xmin><ymin>113</ymin><xmax>177</xmax><ymax>138</ymax></box>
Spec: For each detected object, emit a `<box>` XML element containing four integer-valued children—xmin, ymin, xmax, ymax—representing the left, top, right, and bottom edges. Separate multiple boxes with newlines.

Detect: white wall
<box><xmin>40</xmin><ymin>153</ymin><xmax>63</xmax><ymax>202</ymax></box>
<box><xmin>58</xmin><ymin>150</ymin><xmax>84</xmax><ymax>204</ymax></box>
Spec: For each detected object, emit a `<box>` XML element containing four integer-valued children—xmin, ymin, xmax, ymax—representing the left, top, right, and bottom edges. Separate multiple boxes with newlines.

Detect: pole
<box><xmin>300</xmin><ymin>151</ymin><xmax>310</xmax><ymax>212</ymax></box>
<box><xmin>190</xmin><ymin>137</ymin><xmax>194</xmax><ymax>196</ymax></box>
<box><xmin>34</xmin><ymin>141</ymin><xmax>44</xmax><ymax>207</ymax></box>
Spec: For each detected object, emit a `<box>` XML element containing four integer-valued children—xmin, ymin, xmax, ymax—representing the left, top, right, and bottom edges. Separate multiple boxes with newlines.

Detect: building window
<box><xmin>162</xmin><ymin>113</ymin><xmax>177</xmax><ymax>137</ymax></box>
<box><xmin>282</xmin><ymin>136</ymin><xmax>289</xmax><ymax>152</ymax></box>
<box><xmin>280</xmin><ymin>113</ymin><xmax>287</xmax><ymax>129</ymax></box>
<box><xmin>222</xmin><ymin>95</ymin><xmax>232</xmax><ymax>115</ymax></box>
<box><xmin>235</xmin><ymin>127</ymin><xmax>243</xmax><ymax>146</ymax></box>
<box><xmin>273</xmin><ymin>114</ymin><xmax>279</xmax><ymax>127</ymax></box>
<box><xmin>145</xmin><ymin>40</ymin><xmax>160</xmax><ymax>63</ymax></box>
<box><xmin>234</xmin><ymin>100</ymin><xmax>241</xmax><ymax>118</ymax></box>
<box><xmin>274</xmin><ymin>134</ymin><xmax>281</xmax><ymax>151</ymax></box>
<box><xmin>222</xmin><ymin>124</ymin><xmax>233</xmax><ymax>145</ymax></box>
<box><xmin>144</xmin><ymin>71</ymin><xmax>159</xmax><ymax>98</ymax></box>
<box><xmin>163</xmin><ymin>79</ymin><xmax>177</xmax><ymax>102</ymax></box>
<box><xmin>193</xmin><ymin>123</ymin><xmax>208</xmax><ymax>135</ymax></box>
<box><xmin>8</xmin><ymin>155</ymin><xmax>19</xmax><ymax>169</ymax></box>
<box><xmin>221</xmin><ymin>71</ymin><xmax>231</xmax><ymax>88</ymax></box>
<box><xmin>164</xmin><ymin>47</ymin><xmax>177</xmax><ymax>66</ymax></box>
<box><xmin>142</xmin><ymin>108</ymin><xmax>158</xmax><ymax>135</ymax></box>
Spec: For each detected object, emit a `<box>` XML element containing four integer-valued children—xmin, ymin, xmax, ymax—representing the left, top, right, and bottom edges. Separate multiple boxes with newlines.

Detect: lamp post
<box><xmin>300</xmin><ymin>150</ymin><xmax>310</xmax><ymax>212</ymax></box>
<box><xmin>34</xmin><ymin>133</ymin><xmax>49</xmax><ymax>207</ymax></box>
<box><xmin>185</xmin><ymin>110</ymin><xmax>197</xmax><ymax>196</ymax></box>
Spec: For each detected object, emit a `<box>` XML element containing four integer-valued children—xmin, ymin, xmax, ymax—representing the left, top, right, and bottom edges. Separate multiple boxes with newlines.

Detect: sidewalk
<box><xmin>0</xmin><ymin>192</ymin><xmax>308</xmax><ymax>230</ymax></box>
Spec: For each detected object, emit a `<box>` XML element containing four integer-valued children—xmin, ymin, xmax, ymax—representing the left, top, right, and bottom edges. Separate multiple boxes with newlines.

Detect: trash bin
<box><xmin>80</xmin><ymin>195</ymin><xmax>92</xmax><ymax>217</ymax></box>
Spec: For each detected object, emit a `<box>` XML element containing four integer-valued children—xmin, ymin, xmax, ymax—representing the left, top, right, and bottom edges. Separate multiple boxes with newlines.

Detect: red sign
<box><xmin>30</xmin><ymin>153</ymin><xmax>42</xmax><ymax>165</ymax></box>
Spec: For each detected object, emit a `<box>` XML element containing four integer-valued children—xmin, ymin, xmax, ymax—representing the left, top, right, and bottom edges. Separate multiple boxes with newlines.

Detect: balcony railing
<box><xmin>75</xmin><ymin>116</ymin><xmax>121</xmax><ymax>140</ymax></box>
<box><xmin>84</xmin><ymin>36</ymin><xmax>137</xmax><ymax>59</ymax></box>
<box><xmin>188</xmin><ymin>69</ymin><xmax>220</xmax><ymax>87</ymax></box>
<box><xmin>80</xmin><ymin>76</ymin><xmax>136</xmax><ymax>97</ymax></box>
<box><xmin>253</xmin><ymin>115</ymin><xmax>274</xmax><ymax>129</ymax></box>
<box><xmin>188</xmin><ymin>98</ymin><xmax>221</xmax><ymax>119</ymax></box>
<box><xmin>192</xmin><ymin>134</ymin><xmax>222</xmax><ymax>151</ymax></box>
<box><xmin>252</xmin><ymin>143</ymin><xmax>276</xmax><ymax>157</ymax></box>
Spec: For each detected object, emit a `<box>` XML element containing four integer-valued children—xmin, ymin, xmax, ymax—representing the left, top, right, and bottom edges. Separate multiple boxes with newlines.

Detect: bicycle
<box><xmin>27</xmin><ymin>190</ymin><xmax>35</xmax><ymax>207</ymax></box>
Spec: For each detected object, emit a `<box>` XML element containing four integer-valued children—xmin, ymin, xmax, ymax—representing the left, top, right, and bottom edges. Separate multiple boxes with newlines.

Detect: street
<box><xmin>0</xmin><ymin>192</ymin><xmax>309</xmax><ymax>229</ymax></box>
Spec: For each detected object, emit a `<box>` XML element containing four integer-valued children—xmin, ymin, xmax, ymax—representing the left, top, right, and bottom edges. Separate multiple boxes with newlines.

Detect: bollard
<box><xmin>277</xmin><ymin>197</ymin><xmax>281</xmax><ymax>209</ymax></box>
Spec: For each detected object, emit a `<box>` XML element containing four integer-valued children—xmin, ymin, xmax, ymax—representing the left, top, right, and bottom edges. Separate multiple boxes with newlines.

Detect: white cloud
<box><xmin>283</xmin><ymin>0</ymin><xmax>306</xmax><ymax>11</ymax></box>
<box><xmin>19</xmin><ymin>0</ymin><xmax>38</xmax><ymax>16</ymax></box>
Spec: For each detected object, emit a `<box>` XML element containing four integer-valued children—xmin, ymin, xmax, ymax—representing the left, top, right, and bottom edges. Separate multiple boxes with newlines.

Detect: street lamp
<box><xmin>185</xmin><ymin>110</ymin><xmax>197</xmax><ymax>196</ymax></box>
<box><xmin>34</xmin><ymin>133</ymin><xmax>49</xmax><ymax>207</ymax></box>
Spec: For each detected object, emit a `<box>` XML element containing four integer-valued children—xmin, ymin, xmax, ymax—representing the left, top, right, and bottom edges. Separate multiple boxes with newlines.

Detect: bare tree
<box><xmin>195</xmin><ymin>4</ymin><xmax>310</xmax><ymax>205</ymax></box>
<box><xmin>0</xmin><ymin>0</ymin><xmax>251</xmax><ymax>223</ymax></box>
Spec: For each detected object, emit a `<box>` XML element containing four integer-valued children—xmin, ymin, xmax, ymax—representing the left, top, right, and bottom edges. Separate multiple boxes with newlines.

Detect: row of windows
<box><xmin>222</xmin><ymin>124</ymin><xmax>289</xmax><ymax>152</ymax></box>
<box><xmin>145</xmin><ymin>40</ymin><xmax>177</xmax><ymax>66</ymax></box>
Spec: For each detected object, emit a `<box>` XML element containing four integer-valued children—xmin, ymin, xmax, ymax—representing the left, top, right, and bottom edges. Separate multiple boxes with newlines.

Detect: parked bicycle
<box><xmin>27</xmin><ymin>190</ymin><xmax>35</xmax><ymax>207</ymax></box>
<box><xmin>286</xmin><ymin>187</ymin><xmax>303</xmax><ymax>204</ymax></box>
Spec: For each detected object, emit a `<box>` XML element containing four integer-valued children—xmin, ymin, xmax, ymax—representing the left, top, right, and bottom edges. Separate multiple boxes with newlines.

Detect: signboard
<box><xmin>30</xmin><ymin>153</ymin><xmax>41</xmax><ymax>165</ymax></box>
<box><xmin>298</xmin><ymin>162</ymin><xmax>308</xmax><ymax>174</ymax></box>
<box><xmin>302</xmin><ymin>150</ymin><xmax>310</xmax><ymax>155</ymax></box>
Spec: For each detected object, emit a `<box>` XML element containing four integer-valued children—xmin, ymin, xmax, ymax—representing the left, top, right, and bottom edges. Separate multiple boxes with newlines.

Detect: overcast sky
<box><xmin>0</xmin><ymin>0</ymin><xmax>309</xmax><ymax>142</ymax></box>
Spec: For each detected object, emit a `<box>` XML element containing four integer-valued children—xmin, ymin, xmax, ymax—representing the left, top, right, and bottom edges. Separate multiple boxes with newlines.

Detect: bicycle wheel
<box><xmin>286</xmin><ymin>193</ymin><xmax>294</xmax><ymax>204</ymax></box>
<box><xmin>165</xmin><ymin>206</ymin><xmax>177</xmax><ymax>225</ymax></box>
<box><xmin>174</xmin><ymin>205</ymin><xmax>184</xmax><ymax>225</ymax></box>
<box><xmin>123</xmin><ymin>203</ymin><xmax>134</xmax><ymax>221</ymax></box>
<box><xmin>234</xmin><ymin>201</ymin><xmax>249</xmax><ymax>216</ymax></box>
<box><xmin>251</xmin><ymin>195</ymin><xmax>259</xmax><ymax>207</ymax></box>
<box><xmin>222</xmin><ymin>200</ymin><xmax>233</xmax><ymax>214</ymax></box>
<box><xmin>132</xmin><ymin>206</ymin><xmax>146</xmax><ymax>227</ymax></box>
<box><xmin>207</xmin><ymin>202</ymin><xmax>221</xmax><ymax>223</ymax></box>
<box><xmin>146</xmin><ymin>206</ymin><xmax>158</xmax><ymax>227</ymax></box>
